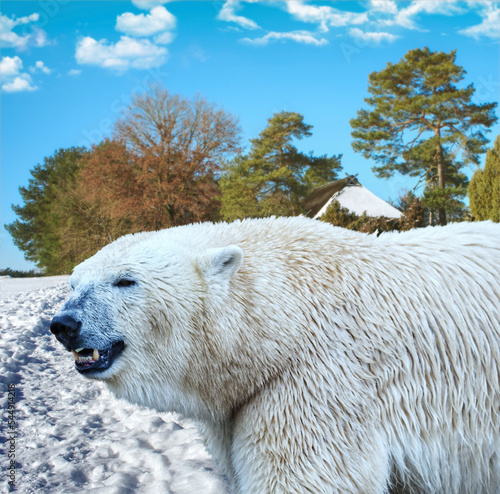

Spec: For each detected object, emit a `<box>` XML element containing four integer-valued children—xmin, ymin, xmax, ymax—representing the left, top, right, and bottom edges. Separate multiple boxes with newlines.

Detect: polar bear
<box><xmin>50</xmin><ymin>217</ymin><xmax>500</xmax><ymax>493</ymax></box>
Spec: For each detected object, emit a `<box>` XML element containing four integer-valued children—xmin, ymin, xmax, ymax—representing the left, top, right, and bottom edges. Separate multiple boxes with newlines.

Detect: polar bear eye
<box><xmin>114</xmin><ymin>279</ymin><xmax>136</xmax><ymax>288</ymax></box>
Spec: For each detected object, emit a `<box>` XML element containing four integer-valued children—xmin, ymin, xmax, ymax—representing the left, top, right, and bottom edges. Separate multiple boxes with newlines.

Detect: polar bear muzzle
<box><xmin>50</xmin><ymin>314</ymin><xmax>125</xmax><ymax>374</ymax></box>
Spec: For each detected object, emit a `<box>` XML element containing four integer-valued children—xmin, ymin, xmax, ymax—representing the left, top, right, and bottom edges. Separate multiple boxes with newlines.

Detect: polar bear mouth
<box><xmin>71</xmin><ymin>341</ymin><xmax>125</xmax><ymax>374</ymax></box>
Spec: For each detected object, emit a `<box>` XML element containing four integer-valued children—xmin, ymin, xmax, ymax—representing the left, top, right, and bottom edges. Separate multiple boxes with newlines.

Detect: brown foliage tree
<box><xmin>47</xmin><ymin>142</ymin><xmax>135</xmax><ymax>268</ymax></box>
<box><xmin>75</xmin><ymin>86</ymin><xmax>241</xmax><ymax>238</ymax></box>
<box><xmin>75</xmin><ymin>140</ymin><xmax>139</xmax><ymax>231</ymax></box>
<box><xmin>109</xmin><ymin>84</ymin><xmax>242</xmax><ymax>230</ymax></box>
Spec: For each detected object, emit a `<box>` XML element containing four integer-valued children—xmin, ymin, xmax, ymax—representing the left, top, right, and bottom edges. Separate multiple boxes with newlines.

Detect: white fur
<box><xmin>58</xmin><ymin>217</ymin><xmax>500</xmax><ymax>493</ymax></box>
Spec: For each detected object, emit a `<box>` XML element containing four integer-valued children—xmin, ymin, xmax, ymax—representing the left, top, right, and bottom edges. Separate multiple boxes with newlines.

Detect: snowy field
<box><xmin>0</xmin><ymin>276</ymin><xmax>230</xmax><ymax>493</ymax></box>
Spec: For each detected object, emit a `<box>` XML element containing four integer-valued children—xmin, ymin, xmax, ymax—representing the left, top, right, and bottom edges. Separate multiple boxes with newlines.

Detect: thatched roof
<box><xmin>304</xmin><ymin>176</ymin><xmax>360</xmax><ymax>218</ymax></box>
<box><xmin>304</xmin><ymin>175</ymin><xmax>402</xmax><ymax>219</ymax></box>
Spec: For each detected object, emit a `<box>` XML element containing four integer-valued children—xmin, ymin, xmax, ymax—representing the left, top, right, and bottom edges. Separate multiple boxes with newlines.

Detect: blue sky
<box><xmin>1</xmin><ymin>0</ymin><xmax>499</xmax><ymax>270</ymax></box>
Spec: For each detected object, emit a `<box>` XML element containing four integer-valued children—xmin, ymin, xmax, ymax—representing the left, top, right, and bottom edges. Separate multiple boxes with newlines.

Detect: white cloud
<box><xmin>285</xmin><ymin>0</ymin><xmax>368</xmax><ymax>32</ymax></box>
<box><xmin>116</xmin><ymin>6</ymin><xmax>176</xmax><ymax>37</ymax></box>
<box><xmin>75</xmin><ymin>35</ymin><xmax>168</xmax><ymax>72</ymax></box>
<box><xmin>154</xmin><ymin>31</ymin><xmax>175</xmax><ymax>45</ymax></box>
<box><xmin>0</xmin><ymin>56</ymin><xmax>38</xmax><ymax>93</ymax></box>
<box><xmin>2</xmin><ymin>77</ymin><xmax>38</xmax><ymax>93</ymax></box>
<box><xmin>32</xmin><ymin>27</ymin><xmax>50</xmax><ymax>47</ymax></box>
<box><xmin>368</xmin><ymin>0</ymin><xmax>398</xmax><ymax>14</ymax></box>
<box><xmin>223</xmin><ymin>0</ymin><xmax>498</xmax><ymax>47</ymax></box>
<box><xmin>68</xmin><ymin>69</ymin><xmax>82</xmax><ymax>76</ymax></box>
<box><xmin>459</xmin><ymin>3</ymin><xmax>500</xmax><ymax>39</ymax></box>
<box><xmin>30</xmin><ymin>61</ymin><xmax>52</xmax><ymax>74</ymax></box>
<box><xmin>0</xmin><ymin>56</ymin><xmax>23</xmax><ymax>77</ymax></box>
<box><xmin>0</xmin><ymin>13</ymin><xmax>50</xmax><ymax>50</ymax></box>
<box><xmin>131</xmin><ymin>0</ymin><xmax>171</xmax><ymax>10</ymax></box>
<box><xmin>349</xmin><ymin>27</ymin><xmax>400</xmax><ymax>43</ymax></box>
<box><xmin>75</xmin><ymin>3</ymin><xmax>174</xmax><ymax>74</ymax></box>
<box><xmin>243</xmin><ymin>30</ymin><xmax>328</xmax><ymax>46</ymax></box>
<box><xmin>381</xmin><ymin>0</ymin><xmax>465</xmax><ymax>30</ymax></box>
<box><xmin>217</xmin><ymin>0</ymin><xmax>260</xmax><ymax>30</ymax></box>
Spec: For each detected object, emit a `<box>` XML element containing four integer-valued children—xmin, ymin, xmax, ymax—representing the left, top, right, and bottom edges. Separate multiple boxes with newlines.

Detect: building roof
<box><xmin>304</xmin><ymin>175</ymin><xmax>402</xmax><ymax>220</ymax></box>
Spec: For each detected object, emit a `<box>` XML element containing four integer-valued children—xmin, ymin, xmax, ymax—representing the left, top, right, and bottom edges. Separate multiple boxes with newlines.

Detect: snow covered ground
<box><xmin>0</xmin><ymin>277</ymin><xmax>230</xmax><ymax>493</ymax></box>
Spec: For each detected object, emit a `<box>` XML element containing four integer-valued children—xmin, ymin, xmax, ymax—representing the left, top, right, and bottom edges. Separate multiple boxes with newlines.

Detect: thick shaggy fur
<box><xmin>55</xmin><ymin>218</ymin><xmax>500</xmax><ymax>493</ymax></box>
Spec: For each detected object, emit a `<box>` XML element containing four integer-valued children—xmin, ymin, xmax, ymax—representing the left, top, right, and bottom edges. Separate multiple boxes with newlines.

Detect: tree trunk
<box><xmin>436</xmin><ymin>140</ymin><xmax>447</xmax><ymax>226</ymax></box>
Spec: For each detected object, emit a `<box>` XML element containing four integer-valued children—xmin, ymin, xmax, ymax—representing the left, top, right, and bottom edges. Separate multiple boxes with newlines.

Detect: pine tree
<box><xmin>403</xmin><ymin>139</ymin><xmax>469</xmax><ymax>223</ymax></box>
<box><xmin>469</xmin><ymin>134</ymin><xmax>500</xmax><ymax>222</ymax></box>
<box><xmin>351</xmin><ymin>47</ymin><xmax>497</xmax><ymax>225</ymax></box>
<box><xmin>221</xmin><ymin>111</ymin><xmax>342</xmax><ymax>220</ymax></box>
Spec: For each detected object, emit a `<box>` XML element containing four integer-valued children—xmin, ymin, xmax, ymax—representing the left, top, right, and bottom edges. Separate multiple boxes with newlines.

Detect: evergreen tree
<box><xmin>351</xmin><ymin>47</ymin><xmax>497</xmax><ymax>225</ymax></box>
<box><xmin>403</xmin><ymin>139</ymin><xmax>469</xmax><ymax>223</ymax></box>
<box><xmin>469</xmin><ymin>134</ymin><xmax>500</xmax><ymax>222</ymax></box>
<box><xmin>221</xmin><ymin>111</ymin><xmax>342</xmax><ymax>220</ymax></box>
<box><xmin>5</xmin><ymin>147</ymin><xmax>87</xmax><ymax>274</ymax></box>
<box><xmin>395</xmin><ymin>191</ymin><xmax>427</xmax><ymax>230</ymax></box>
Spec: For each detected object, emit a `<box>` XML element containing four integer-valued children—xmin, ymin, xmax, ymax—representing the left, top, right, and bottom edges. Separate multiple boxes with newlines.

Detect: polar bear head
<box><xmin>50</xmin><ymin>228</ymin><xmax>249</xmax><ymax>420</ymax></box>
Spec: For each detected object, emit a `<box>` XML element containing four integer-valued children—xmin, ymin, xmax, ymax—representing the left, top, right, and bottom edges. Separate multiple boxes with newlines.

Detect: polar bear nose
<box><xmin>50</xmin><ymin>314</ymin><xmax>81</xmax><ymax>347</ymax></box>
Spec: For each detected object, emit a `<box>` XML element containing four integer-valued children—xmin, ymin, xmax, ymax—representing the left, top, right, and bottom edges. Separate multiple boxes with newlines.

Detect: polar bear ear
<box><xmin>199</xmin><ymin>245</ymin><xmax>244</xmax><ymax>281</ymax></box>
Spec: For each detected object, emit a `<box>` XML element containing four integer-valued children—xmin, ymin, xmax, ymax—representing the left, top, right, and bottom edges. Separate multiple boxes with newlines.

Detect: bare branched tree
<box><xmin>78</xmin><ymin>85</ymin><xmax>242</xmax><ymax>232</ymax></box>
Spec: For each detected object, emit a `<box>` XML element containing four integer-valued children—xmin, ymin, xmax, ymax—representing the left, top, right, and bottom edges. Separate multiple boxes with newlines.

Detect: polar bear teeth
<box><xmin>72</xmin><ymin>349</ymin><xmax>100</xmax><ymax>362</ymax></box>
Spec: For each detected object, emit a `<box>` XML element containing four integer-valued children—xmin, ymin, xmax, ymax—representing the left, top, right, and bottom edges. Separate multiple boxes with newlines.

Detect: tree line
<box><xmin>6</xmin><ymin>48</ymin><xmax>499</xmax><ymax>274</ymax></box>
<box><xmin>6</xmin><ymin>86</ymin><xmax>343</xmax><ymax>274</ymax></box>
